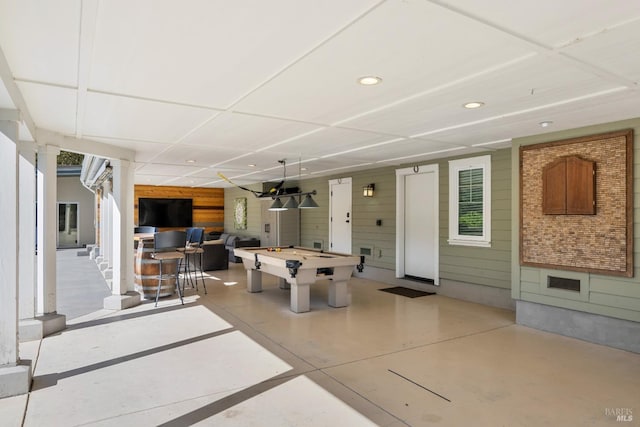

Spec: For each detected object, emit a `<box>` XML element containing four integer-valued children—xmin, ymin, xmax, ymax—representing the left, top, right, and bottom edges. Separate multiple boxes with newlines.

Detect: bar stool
<box><xmin>179</xmin><ymin>228</ymin><xmax>207</xmax><ymax>294</ymax></box>
<box><xmin>151</xmin><ymin>230</ymin><xmax>187</xmax><ymax>307</ymax></box>
<box><xmin>179</xmin><ymin>227</ymin><xmax>195</xmax><ymax>289</ymax></box>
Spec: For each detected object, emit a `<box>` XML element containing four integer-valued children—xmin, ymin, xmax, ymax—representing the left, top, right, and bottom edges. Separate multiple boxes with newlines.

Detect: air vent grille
<box><xmin>548</xmin><ymin>276</ymin><xmax>580</xmax><ymax>292</ymax></box>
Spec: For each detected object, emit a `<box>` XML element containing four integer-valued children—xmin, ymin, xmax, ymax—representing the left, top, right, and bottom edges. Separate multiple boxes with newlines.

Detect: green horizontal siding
<box><xmin>589</xmin><ymin>293</ymin><xmax>640</xmax><ymax>312</ymax></box>
<box><xmin>521</xmin><ymin>281</ymin><xmax>540</xmax><ymax>294</ymax></box>
<box><xmin>230</xmin><ymin>150</ymin><xmax>513</xmax><ymax>292</ymax></box>
<box><xmin>224</xmin><ymin>183</ymin><xmax>264</xmax><ymax>239</ymax></box>
<box><xmin>438</xmin><ymin>149</ymin><xmax>512</xmax><ymax>288</ymax></box>
<box><xmin>590</xmin><ymin>278</ymin><xmax>640</xmax><ymax>299</ymax></box>
<box><xmin>299</xmin><ymin>177</ymin><xmax>331</xmax><ymax>250</ymax></box>
<box><xmin>520</xmin><ymin>268</ymin><xmax>540</xmax><ymax>283</ymax></box>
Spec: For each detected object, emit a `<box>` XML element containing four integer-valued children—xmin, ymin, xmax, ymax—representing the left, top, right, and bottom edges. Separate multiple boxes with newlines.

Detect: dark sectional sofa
<box><xmin>218</xmin><ymin>233</ymin><xmax>261</xmax><ymax>263</ymax></box>
<box><xmin>195</xmin><ymin>239</ymin><xmax>229</xmax><ymax>271</ymax></box>
<box><xmin>196</xmin><ymin>232</ymin><xmax>260</xmax><ymax>270</ymax></box>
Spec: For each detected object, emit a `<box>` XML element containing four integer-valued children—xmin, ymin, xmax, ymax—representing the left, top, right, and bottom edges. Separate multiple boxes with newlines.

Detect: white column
<box><xmin>64</xmin><ymin>204</ymin><xmax>71</xmax><ymax>235</ymax></box>
<box><xmin>93</xmin><ymin>189</ymin><xmax>100</xmax><ymax>254</ymax></box>
<box><xmin>96</xmin><ymin>179</ymin><xmax>111</xmax><ymax>277</ymax></box>
<box><xmin>0</xmin><ymin>124</ymin><xmax>19</xmax><ymax>365</ymax></box>
<box><xmin>18</xmin><ymin>141</ymin><xmax>37</xmax><ymax>320</ymax></box>
<box><xmin>103</xmin><ymin>179</ymin><xmax>112</xmax><ymax>268</ymax></box>
<box><xmin>32</xmin><ymin>143</ymin><xmax>66</xmax><ymax>338</ymax></box>
<box><xmin>97</xmin><ymin>187</ymin><xmax>107</xmax><ymax>262</ymax></box>
<box><xmin>36</xmin><ymin>144</ymin><xmax>59</xmax><ymax>315</ymax></box>
<box><xmin>112</xmin><ymin>159</ymin><xmax>134</xmax><ymax>294</ymax></box>
<box><xmin>103</xmin><ymin>159</ymin><xmax>139</xmax><ymax>310</ymax></box>
<box><xmin>0</xmin><ymin>119</ymin><xmax>31</xmax><ymax>397</ymax></box>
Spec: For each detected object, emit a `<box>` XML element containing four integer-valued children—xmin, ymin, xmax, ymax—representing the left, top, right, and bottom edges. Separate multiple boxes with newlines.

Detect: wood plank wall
<box><xmin>134</xmin><ymin>185</ymin><xmax>224</xmax><ymax>234</ymax></box>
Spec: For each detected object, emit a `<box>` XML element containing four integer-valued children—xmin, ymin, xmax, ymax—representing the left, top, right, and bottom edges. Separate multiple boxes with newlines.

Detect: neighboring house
<box><xmin>57</xmin><ymin>165</ymin><xmax>96</xmax><ymax>248</ymax></box>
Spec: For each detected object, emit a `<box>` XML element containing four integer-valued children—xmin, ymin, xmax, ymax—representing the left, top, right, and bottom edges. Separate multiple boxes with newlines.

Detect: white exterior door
<box><xmin>329</xmin><ymin>178</ymin><xmax>352</xmax><ymax>254</ymax></box>
<box><xmin>396</xmin><ymin>165</ymin><xmax>439</xmax><ymax>284</ymax></box>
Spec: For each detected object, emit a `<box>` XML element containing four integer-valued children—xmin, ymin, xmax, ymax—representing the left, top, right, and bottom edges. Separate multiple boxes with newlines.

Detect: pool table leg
<box><xmin>278</xmin><ymin>277</ymin><xmax>290</xmax><ymax>289</ymax></box>
<box><xmin>329</xmin><ymin>280</ymin><xmax>349</xmax><ymax>308</ymax></box>
<box><xmin>247</xmin><ymin>269</ymin><xmax>262</xmax><ymax>293</ymax></box>
<box><xmin>291</xmin><ymin>283</ymin><xmax>310</xmax><ymax>313</ymax></box>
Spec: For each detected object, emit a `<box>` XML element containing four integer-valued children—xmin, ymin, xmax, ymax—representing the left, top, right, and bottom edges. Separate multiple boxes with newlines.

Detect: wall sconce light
<box><xmin>363</xmin><ymin>183</ymin><xmax>375</xmax><ymax>197</ymax></box>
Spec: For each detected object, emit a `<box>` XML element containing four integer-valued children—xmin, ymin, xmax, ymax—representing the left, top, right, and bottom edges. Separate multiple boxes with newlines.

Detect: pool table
<box><xmin>233</xmin><ymin>246</ymin><xmax>364</xmax><ymax>313</ymax></box>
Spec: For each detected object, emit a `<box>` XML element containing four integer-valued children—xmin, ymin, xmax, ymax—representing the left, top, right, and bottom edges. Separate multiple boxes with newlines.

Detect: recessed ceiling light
<box><xmin>539</xmin><ymin>121</ymin><xmax>553</xmax><ymax>128</ymax></box>
<box><xmin>463</xmin><ymin>101</ymin><xmax>484</xmax><ymax>109</ymax></box>
<box><xmin>300</xmin><ymin>167</ymin><xmax>308</xmax><ymax>171</ymax></box>
<box><xmin>248</xmin><ymin>164</ymin><xmax>256</xmax><ymax>167</ymax></box>
<box><xmin>358</xmin><ymin>76</ymin><xmax>382</xmax><ymax>86</ymax></box>
<box><xmin>186</xmin><ymin>159</ymin><xmax>195</xmax><ymax>163</ymax></box>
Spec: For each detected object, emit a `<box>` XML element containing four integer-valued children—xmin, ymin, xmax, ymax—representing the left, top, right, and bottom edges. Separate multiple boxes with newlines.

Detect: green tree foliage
<box><xmin>57</xmin><ymin>151</ymin><xmax>84</xmax><ymax>166</ymax></box>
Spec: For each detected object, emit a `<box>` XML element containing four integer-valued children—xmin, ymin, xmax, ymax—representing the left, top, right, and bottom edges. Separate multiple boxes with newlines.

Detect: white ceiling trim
<box><xmin>219</xmin><ymin>0</ymin><xmax>389</xmax><ymax>112</ymax></box>
<box><xmin>555</xmin><ymin>15</ymin><xmax>640</xmax><ymax>49</ymax></box>
<box><xmin>36</xmin><ymin>129</ymin><xmax>135</xmax><ymax>161</ymax></box>
<box><xmin>2</xmin><ymin>1</ymin><xmax>639</xmax><ymax>187</ymax></box>
<box><xmin>320</xmin><ymin>137</ymin><xmax>406</xmax><ymax>159</ymax></box>
<box><xmin>255</xmin><ymin>127</ymin><xmax>328</xmax><ymax>152</ymax></box>
<box><xmin>331</xmin><ymin>53</ymin><xmax>538</xmax><ymax>128</ymax></box>
<box><xmin>13</xmin><ymin>78</ymin><xmax>76</xmax><ymax>91</ymax></box>
<box><xmin>427</xmin><ymin>0</ymin><xmax>638</xmax><ymax>88</ymax></box>
<box><xmin>75</xmin><ymin>0</ymin><xmax>100</xmax><ymax>139</ymax></box>
<box><xmin>309</xmin><ymin>162</ymin><xmax>374</xmax><ymax>175</ymax></box>
<box><xmin>208</xmin><ymin>152</ymin><xmax>258</xmax><ymax>169</ymax></box>
<box><xmin>86</xmin><ymin>88</ymin><xmax>227</xmax><ymax>113</ymax></box>
<box><xmin>376</xmin><ymin>146</ymin><xmax>468</xmax><ymax>164</ymax></box>
<box><xmin>410</xmin><ymin>86</ymin><xmax>628</xmax><ymax>139</ymax></box>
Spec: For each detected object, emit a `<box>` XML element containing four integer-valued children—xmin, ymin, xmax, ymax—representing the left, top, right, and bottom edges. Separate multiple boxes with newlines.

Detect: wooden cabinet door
<box><xmin>542</xmin><ymin>156</ymin><xmax>595</xmax><ymax>215</ymax></box>
<box><xmin>566</xmin><ymin>156</ymin><xmax>596</xmax><ymax>214</ymax></box>
<box><xmin>542</xmin><ymin>158</ymin><xmax>567</xmax><ymax>214</ymax></box>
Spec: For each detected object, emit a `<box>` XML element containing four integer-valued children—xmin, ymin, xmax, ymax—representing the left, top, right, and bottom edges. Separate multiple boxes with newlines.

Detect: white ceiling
<box><xmin>1</xmin><ymin>0</ymin><xmax>639</xmax><ymax>187</ymax></box>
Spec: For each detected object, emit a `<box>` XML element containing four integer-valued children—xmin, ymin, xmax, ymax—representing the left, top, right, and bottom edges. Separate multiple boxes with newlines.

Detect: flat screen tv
<box><xmin>138</xmin><ymin>198</ymin><xmax>193</xmax><ymax>228</ymax></box>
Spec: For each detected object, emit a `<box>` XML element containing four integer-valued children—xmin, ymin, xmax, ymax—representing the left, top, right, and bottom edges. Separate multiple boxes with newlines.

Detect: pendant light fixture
<box><xmin>298</xmin><ymin>192</ymin><xmax>319</xmax><ymax>209</ymax></box>
<box><xmin>283</xmin><ymin>196</ymin><xmax>299</xmax><ymax>209</ymax></box>
<box><xmin>268</xmin><ymin>197</ymin><xmax>287</xmax><ymax>211</ymax></box>
<box><xmin>266</xmin><ymin>159</ymin><xmax>318</xmax><ymax>210</ymax></box>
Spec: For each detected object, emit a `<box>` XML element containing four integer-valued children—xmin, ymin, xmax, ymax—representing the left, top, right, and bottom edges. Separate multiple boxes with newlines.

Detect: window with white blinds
<box><xmin>448</xmin><ymin>155</ymin><xmax>491</xmax><ymax>247</ymax></box>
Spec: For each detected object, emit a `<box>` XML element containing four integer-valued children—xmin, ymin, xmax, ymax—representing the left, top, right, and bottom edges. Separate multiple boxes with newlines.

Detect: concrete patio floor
<box><xmin>1</xmin><ymin>251</ymin><xmax>639</xmax><ymax>426</ymax></box>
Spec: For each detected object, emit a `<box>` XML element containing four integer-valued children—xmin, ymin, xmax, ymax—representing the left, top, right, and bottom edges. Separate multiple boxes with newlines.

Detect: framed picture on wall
<box><xmin>234</xmin><ymin>197</ymin><xmax>247</xmax><ymax>230</ymax></box>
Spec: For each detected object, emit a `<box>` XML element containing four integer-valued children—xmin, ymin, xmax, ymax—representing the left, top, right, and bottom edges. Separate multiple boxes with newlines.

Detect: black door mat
<box><xmin>379</xmin><ymin>286</ymin><xmax>436</xmax><ymax>298</ymax></box>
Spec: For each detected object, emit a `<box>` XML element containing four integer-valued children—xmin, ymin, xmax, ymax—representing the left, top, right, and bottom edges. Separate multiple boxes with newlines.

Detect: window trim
<box><xmin>448</xmin><ymin>155</ymin><xmax>491</xmax><ymax>247</ymax></box>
